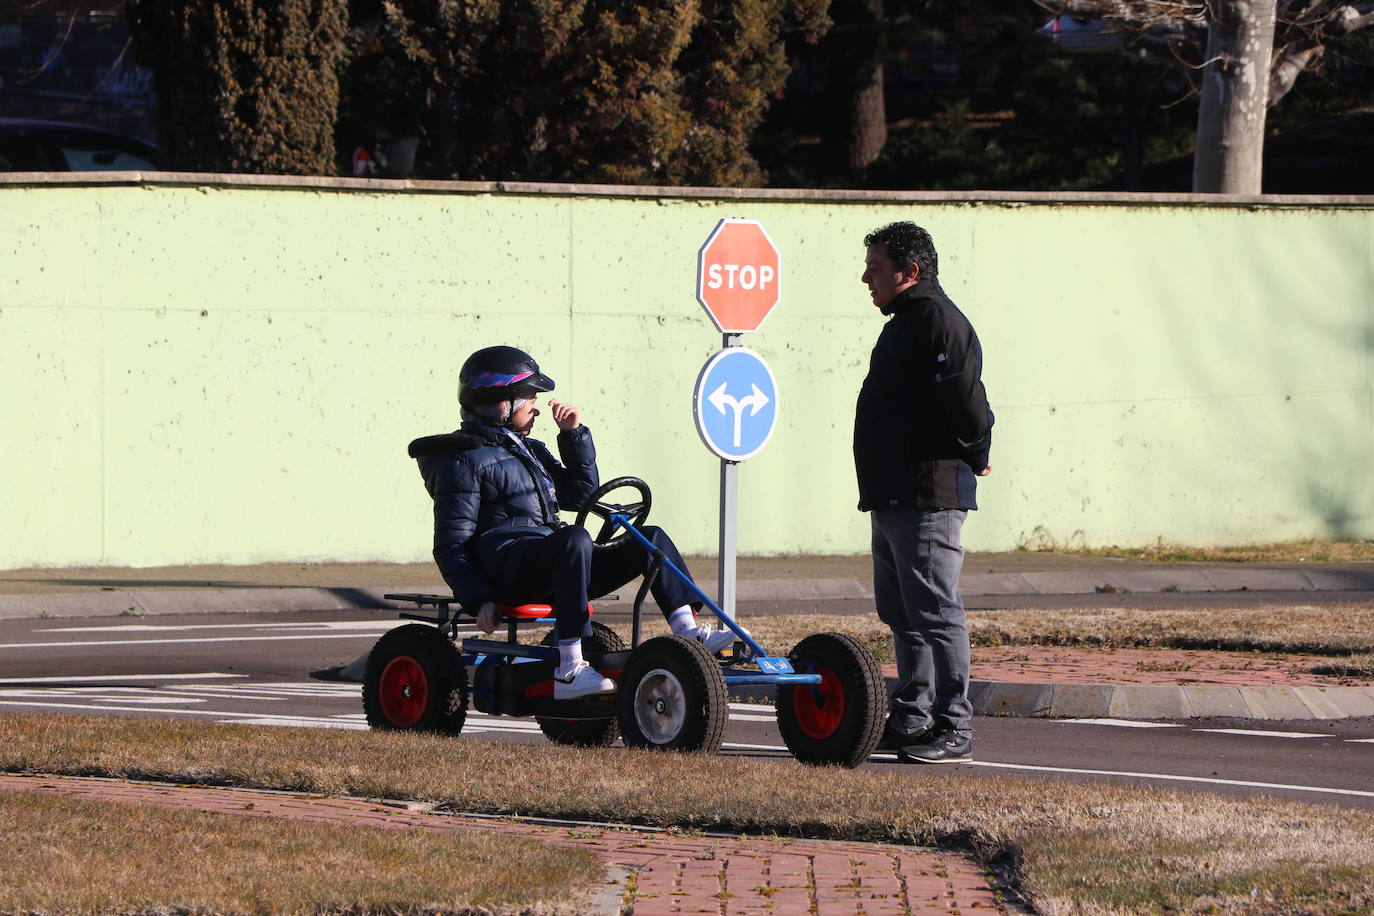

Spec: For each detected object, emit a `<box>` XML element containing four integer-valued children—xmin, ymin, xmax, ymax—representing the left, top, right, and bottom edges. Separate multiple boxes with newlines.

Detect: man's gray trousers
<box><xmin>870</xmin><ymin>507</ymin><xmax>972</xmax><ymax>737</ymax></box>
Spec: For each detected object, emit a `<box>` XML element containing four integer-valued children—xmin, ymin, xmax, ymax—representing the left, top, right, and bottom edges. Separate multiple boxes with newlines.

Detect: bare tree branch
<box><xmin>1331</xmin><ymin>1</ymin><xmax>1374</xmax><ymax>32</ymax></box>
<box><xmin>1035</xmin><ymin>0</ymin><xmax>1373</xmax><ymax>107</ymax></box>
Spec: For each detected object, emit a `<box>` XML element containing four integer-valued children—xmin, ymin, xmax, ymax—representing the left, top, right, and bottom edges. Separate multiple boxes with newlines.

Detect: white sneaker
<box><xmin>553</xmin><ymin>661</ymin><xmax>615</xmax><ymax>700</ymax></box>
<box><xmin>690</xmin><ymin>624</ymin><xmax>746</xmax><ymax>656</ymax></box>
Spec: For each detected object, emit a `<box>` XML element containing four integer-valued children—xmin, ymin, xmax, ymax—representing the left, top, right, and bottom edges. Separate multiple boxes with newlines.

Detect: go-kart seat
<box><xmin>383</xmin><ymin>592</ymin><xmax>595</xmax><ymax>626</ymax></box>
<box><xmin>495</xmin><ymin>602</ymin><xmax>594</xmax><ymax>620</ymax></box>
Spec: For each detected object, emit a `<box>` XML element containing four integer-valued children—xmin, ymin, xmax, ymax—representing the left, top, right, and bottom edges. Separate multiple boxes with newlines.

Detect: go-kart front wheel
<box><xmin>362</xmin><ymin>624</ymin><xmax>468</xmax><ymax>735</ymax></box>
<box><xmin>537</xmin><ymin>621</ymin><xmax>627</xmax><ymax>747</ymax></box>
<box><xmin>776</xmin><ymin>632</ymin><xmax>885</xmax><ymax>767</ymax></box>
<box><xmin>617</xmin><ymin>635</ymin><xmax>727</xmax><ymax>753</ymax></box>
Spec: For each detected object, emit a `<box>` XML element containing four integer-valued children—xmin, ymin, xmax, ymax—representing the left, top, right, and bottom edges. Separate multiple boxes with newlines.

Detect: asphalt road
<box><xmin>1</xmin><ymin>608</ymin><xmax>1371</xmax><ymax>810</ymax></box>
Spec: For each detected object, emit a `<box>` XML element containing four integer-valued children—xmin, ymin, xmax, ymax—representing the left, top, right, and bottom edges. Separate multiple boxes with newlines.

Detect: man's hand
<box><xmin>549</xmin><ymin>400</ymin><xmax>582</xmax><ymax>431</ymax></box>
<box><xmin>476</xmin><ymin>602</ymin><xmax>498</xmax><ymax>635</ymax></box>
<box><xmin>976</xmin><ymin>464</ymin><xmax>992</xmax><ymax>477</ymax></box>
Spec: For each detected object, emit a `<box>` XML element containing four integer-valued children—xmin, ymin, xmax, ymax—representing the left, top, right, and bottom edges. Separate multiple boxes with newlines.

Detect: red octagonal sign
<box><xmin>696</xmin><ymin>219</ymin><xmax>781</xmax><ymax>334</ymax></box>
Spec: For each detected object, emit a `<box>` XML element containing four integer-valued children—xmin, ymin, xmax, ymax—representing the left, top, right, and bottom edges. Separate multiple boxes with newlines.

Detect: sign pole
<box><xmin>718</xmin><ymin>332</ymin><xmax>742</xmax><ymax>618</ymax></box>
<box><xmin>693</xmin><ymin>219</ymin><xmax>780</xmax><ymax>623</ymax></box>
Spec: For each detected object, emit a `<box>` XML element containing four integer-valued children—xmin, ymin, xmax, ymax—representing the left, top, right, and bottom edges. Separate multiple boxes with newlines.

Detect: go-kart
<box><xmin>365</xmin><ymin>477</ymin><xmax>885</xmax><ymax>766</ymax></box>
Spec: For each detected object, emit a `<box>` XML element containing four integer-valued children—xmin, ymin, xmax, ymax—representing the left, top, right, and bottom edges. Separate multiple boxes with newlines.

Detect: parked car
<box><xmin>0</xmin><ymin>118</ymin><xmax>157</xmax><ymax>172</ymax></box>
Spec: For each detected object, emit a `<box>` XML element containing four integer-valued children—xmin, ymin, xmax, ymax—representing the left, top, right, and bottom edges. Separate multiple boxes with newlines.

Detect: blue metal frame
<box><xmin>610</xmin><ymin>512</ymin><xmax>821</xmax><ymax>688</ymax></box>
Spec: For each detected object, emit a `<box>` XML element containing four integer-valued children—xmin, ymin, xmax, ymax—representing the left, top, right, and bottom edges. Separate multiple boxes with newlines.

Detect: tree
<box><xmin>825</xmin><ymin>0</ymin><xmax>888</xmax><ymax>171</ymax></box>
<box><xmin>349</xmin><ymin>0</ymin><xmax>827</xmax><ymax>185</ymax></box>
<box><xmin>127</xmin><ymin>0</ymin><xmax>347</xmax><ymax>175</ymax></box>
<box><xmin>1035</xmin><ymin>0</ymin><xmax>1374</xmax><ymax>192</ymax></box>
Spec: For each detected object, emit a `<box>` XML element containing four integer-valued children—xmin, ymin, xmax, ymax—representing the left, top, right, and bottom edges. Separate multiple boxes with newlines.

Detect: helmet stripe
<box><xmin>471</xmin><ymin>370</ymin><xmax>535</xmax><ymax>389</ymax></box>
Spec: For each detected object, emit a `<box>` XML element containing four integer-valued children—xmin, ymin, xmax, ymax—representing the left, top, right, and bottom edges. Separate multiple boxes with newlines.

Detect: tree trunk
<box><xmin>1192</xmin><ymin>0</ymin><xmax>1276</xmax><ymax>193</ymax></box>
<box><xmin>849</xmin><ymin>58</ymin><xmax>887</xmax><ymax>171</ymax></box>
<box><xmin>830</xmin><ymin>0</ymin><xmax>886</xmax><ymax>173</ymax></box>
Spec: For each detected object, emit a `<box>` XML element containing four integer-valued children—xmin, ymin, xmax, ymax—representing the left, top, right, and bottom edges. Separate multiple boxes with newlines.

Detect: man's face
<box><xmin>861</xmin><ymin>244</ymin><xmax>919</xmax><ymax>313</ymax></box>
<box><xmin>509</xmin><ymin>395</ymin><xmax>539</xmax><ymax>435</ymax></box>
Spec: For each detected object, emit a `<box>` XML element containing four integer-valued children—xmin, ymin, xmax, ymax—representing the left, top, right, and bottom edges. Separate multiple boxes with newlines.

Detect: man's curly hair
<box><xmin>864</xmin><ymin>222</ymin><xmax>938</xmax><ymax>280</ymax></box>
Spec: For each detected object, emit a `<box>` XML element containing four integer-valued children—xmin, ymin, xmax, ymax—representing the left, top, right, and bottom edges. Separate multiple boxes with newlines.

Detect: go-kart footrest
<box><xmin>722</xmin><ymin>672</ymin><xmax>823</xmax><ymax>686</ymax></box>
<box><xmin>462</xmin><ymin>638</ymin><xmax>559</xmax><ymax>661</ymax></box>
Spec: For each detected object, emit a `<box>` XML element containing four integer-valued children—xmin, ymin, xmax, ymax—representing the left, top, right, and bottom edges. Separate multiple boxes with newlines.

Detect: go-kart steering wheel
<box><xmin>575</xmin><ymin>476</ymin><xmax>652</xmax><ymax>548</ymax></box>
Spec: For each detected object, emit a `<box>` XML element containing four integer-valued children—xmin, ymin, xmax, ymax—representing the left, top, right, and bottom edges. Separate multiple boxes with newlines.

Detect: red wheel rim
<box><xmin>793</xmin><ymin>664</ymin><xmax>844</xmax><ymax>739</ymax></box>
<box><xmin>378</xmin><ymin>656</ymin><xmax>429</xmax><ymax>728</ymax></box>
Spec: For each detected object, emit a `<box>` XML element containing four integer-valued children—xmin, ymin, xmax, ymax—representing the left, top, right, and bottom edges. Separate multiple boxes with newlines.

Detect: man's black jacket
<box><xmin>853</xmin><ymin>278</ymin><xmax>993</xmax><ymax>512</ymax></box>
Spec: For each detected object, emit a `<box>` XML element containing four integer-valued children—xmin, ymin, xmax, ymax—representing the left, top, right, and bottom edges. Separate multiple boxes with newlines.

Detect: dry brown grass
<box><xmin>1026</xmin><ymin>538</ymin><xmax>1374</xmax><ymax>563</ymax></box>
<box><xmin>965</xmin><ymin>604</ymin><xmax>1374</xmax><ymax>655</ymax></box>
<box><xmin>0</xmin><ymin>784</ymin><xmax>599</xmax><ymax>916</ymax></box>
<box><xmin>676</xmin><ymin>606</ymin><xmax>1374</xmax><ymax>669</ymax></box>
<box><xmin>2</xmin><ymin>713</ymin><xmax>1372</xmax><ymax>916</ymax></box>
<box><xmin>1308</xmin><ymin>652</ymin><xmax>1374</xmax><ymax>678</ymax></box>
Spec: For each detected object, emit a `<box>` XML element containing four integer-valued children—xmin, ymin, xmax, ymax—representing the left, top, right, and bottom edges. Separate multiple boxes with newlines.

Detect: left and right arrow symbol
<box><xmin>707</xmin><ymin>381</ymin><xmax>771</xmax><ymax>448</ymax></box>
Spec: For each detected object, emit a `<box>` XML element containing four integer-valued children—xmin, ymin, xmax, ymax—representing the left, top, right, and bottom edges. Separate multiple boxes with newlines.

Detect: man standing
<box><xmin>854</xmin><ymin>222</ymin><xmax>993</xmax><ymax>764</ymax></box>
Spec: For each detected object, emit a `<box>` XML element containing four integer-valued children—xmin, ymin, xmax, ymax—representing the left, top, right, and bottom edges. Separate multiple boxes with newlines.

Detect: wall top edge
<box><xmin>2</xmin><ymin>170</ymin><xmax>1372</xmax><ymax>209</ymax></box>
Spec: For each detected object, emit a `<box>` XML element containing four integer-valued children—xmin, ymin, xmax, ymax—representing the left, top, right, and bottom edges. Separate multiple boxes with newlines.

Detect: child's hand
<box><xmin>548</xmin><ymin>400</ymin><xmax>582</xmax><ymax>431</ymax></box>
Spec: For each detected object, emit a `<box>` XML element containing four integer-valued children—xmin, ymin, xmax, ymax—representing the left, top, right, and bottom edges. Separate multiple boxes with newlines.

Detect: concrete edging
<box><xmin>969</xmin><ymin>681</ymin><xmax>1374</xmax><ymax>720</ymax></box>
<box><xmin>5</xmin><ymin>566</ymin><xmax>1373</xmax><ymax>622</ymax></box>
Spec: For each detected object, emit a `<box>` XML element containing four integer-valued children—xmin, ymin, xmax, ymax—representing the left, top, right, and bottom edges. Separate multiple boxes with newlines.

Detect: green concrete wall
<box><xmin>2</xmin><ymin>177</ymin><xmax>1371</xmax><ymax>567</ymax></box>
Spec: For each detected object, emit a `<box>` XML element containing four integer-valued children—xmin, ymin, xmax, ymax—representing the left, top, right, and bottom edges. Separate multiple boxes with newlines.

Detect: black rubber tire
<box><xmin>776</xmin><ymin>632</ymin><xmax>885</xmax><ymax>767</ymax></box>
<box><xmin>362</xmin><ymin>624</ymin><xmax>468</xmax><ymax>735</ymax></box>
<box><xmin>537</xmin><ymin>622</ymin><xmax>628</xmax><ymax>746</ymax></box>
<box><xmin>617</xmin><ymin>635</ymin><xmax>728</xmax><ymax>753</ymax></box>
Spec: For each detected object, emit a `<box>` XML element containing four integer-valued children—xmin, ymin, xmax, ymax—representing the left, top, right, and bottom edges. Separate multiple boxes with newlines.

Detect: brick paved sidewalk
<box><xmin>0</xmin><ymin>773</ymin><xmax>1009</xmax><ymax>916</ymax></box>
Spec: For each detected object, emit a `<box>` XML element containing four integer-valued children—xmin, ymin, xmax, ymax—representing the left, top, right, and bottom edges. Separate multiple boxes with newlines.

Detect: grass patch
<box><xmin>0</xmin><ymin>784</ymin><xmax>599</xmax><ymax>915</ymax></box>
<box><xmin>3</xmin><ymin>713</ymin><xmax>1373</xmax><ymax>916</ymax></box>
<box><xmin>655</xmin><ymin>606</ymin><xmax>1374</xmax><ymax>667</ymax></box>
<box><xmin>1308</xmin><ymin>652</ymin><xmax>1374</xmax><ymax>678</ymax></box>
<box><xmin>964</xmin><ymin>604</ymin><xmax>1374</xmax><ymax>656</ymax></box>
<box><xmin>1017</xmin><ymin>534</ymin><xmax>1374</xmax><ymax>563</ymax></box>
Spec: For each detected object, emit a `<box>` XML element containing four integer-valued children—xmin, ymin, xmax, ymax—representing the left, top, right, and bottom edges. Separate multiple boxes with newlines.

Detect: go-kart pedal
<box><xmin>690</xmin><ymin>624</ymin><xmax>748</xmax><ymax>656</ymax></box>
<box><xmin>553</xmin><ymin>660</ymin><xmax>616</xmax><ymax>699</ymax></box>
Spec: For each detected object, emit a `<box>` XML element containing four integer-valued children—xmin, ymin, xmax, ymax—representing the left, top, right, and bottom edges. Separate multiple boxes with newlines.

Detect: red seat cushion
<box><xmin>494</xmin><ymin>603</ymin><xmax>594</xmax><ymax>620</ymax></box>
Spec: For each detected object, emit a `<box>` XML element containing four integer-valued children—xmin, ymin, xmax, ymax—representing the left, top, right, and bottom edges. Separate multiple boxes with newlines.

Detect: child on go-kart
<box><xmin>409</xmin><ymin>346</ymin><xmax>745</xmax><ymax>700</ymax></box>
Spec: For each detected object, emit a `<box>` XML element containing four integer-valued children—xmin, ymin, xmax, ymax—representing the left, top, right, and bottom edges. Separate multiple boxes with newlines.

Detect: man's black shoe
<box><xmin>876</xmin><ymin>721</ymin><xmax>930</xmax><ymax>752</ymax></box>
<box><xmin>897</xmin><ymin>728</ymin><xmax>972</xmax><ymax>764</ymax></box>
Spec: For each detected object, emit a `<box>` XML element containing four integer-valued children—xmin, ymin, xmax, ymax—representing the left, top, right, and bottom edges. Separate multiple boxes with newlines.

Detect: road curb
<box><xmin>0</xmin><ymin>586</ymin><xmax>436</xmax><ymax>621</ymax></box>
<box><xmin>968</xmin><ymin>681</ymin><xmax>1374</xmax><ymax>720</ymax></box>
<box><xmin>5</xmin><ymin>565</ymin><xmax>1373</xmax><ymax>621</ymax></box>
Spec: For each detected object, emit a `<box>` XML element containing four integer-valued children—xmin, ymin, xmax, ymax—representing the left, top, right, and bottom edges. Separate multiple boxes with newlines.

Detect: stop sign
<box><xmin>695</xmin><ymin>219</ymin><xmax>781</xmax><ymax>333</ymax></box>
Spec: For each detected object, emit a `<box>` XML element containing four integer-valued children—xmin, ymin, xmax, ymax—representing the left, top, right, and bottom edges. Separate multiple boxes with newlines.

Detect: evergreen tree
<box><xmin>128</xmin><ymin>0</ymin><xmax>347</xmax><ymax>175</ymax></box>
<box><xmin>348</xmin><ymin>0</ymin><xmax>826</xmax><ymax>184</ymax></box>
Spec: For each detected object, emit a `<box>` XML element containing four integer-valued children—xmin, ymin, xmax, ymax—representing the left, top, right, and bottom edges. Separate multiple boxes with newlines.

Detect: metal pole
<box><xmin>719</xmin><ymin>457</ymin><xmax>738</xmax><ymax>618</ymax></box>
<box><xmin>718</xmin><ymin>332</ymin><xmax>742</xmax><ymax>619</ymax></box>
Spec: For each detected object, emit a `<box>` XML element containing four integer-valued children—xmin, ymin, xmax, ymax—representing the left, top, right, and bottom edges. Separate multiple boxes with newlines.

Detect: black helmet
<box><xmin>458</xmin><ymin>346</ymin><xmax>555</xmax><ymax>407</ymax></box>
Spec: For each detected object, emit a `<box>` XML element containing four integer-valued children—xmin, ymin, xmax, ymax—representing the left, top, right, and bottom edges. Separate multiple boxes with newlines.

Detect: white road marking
<box><xmin>224</xmin><ymin>717</ymin><xmax>370</xmax><ymax>730</ymax></box>
<box><xmin>0</xmin><ymin>691</ymin><xmax>204</xmax><ymax>704</ymax></box>
<box><xmin>1055</xmin><ymin>718</ymin><xmax>1186</xmax><ymax>728</ymax></box>
<box><xmin>1197</xmin><ymin>729</ymin><xmax>1327</xmax><ymax>739</ymax></box>
<box><xmin>962</xmin><ymin>760</ymin><xmax>1374</xmax><ymax>799</ymax></box>
<box><xmin>40</xmin><ymin>621</ymin><xmax>408</xmax><ymax>634</ymax></box>
<box><xmin>0</xmin><ymin>673</ymin><xmax>244</xmax><ymax>684</ymax></box>
<box><xmin>0</xmin><ymin>700</ymin><xmax>236</xmax><ymax>716</ymax></box>
<box><xmin>0</xmin><ymin>634</ymin><xmax>394</xmax><ymax>650</ymax></box>
<box><xmin>1347</xmin><ymin>738</ymin><xmax>1374</xmax><ymax>744</ymax></box>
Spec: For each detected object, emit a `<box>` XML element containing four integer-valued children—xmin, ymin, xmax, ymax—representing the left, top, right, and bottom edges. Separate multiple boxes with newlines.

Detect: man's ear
<box><xmin>903</xmin><ymin>264</ymin><xmax>921</xmax><ymax>285</ymax></box>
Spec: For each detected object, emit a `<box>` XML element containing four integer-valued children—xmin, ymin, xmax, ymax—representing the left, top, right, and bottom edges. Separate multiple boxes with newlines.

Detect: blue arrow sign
<box><xmin>692</xmin><ymin>347</ymin><xmax>779</xmax><ymax>461</ymax></box>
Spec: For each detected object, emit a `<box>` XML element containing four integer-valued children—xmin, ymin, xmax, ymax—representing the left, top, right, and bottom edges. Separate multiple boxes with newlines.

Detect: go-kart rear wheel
<box><xmin>537</xmin><ymin>622</ymin><xmax>627</xmax><ymax>747</ymax></box>
<box><xmin>363</xmin><ymin>624</ymin><xmax>468</xmax><ymax>735</ymax></box>
<box><xmin>617</xmin><ymin>635</ymin><xmax>727</xmax><ymax>753</ymax></box>
<box><xmin>776</xmin><ymin>632</ymin><xmax>885</xmax><ymax>767</ymax></box>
